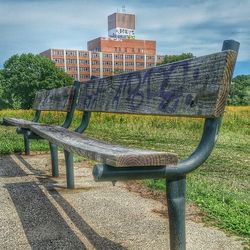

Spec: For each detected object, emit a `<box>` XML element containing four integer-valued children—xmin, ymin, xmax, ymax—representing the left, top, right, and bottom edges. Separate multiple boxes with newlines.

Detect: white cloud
<box><xmin>0</xmin><ymin>0</ymin><xmax>249</xmax><ymax>68</ymax></box>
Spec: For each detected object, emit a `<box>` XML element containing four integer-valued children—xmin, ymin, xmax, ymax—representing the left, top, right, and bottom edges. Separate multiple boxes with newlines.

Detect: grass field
<box><xmin>0</xmin><ymin>107</ymin><xmax>249</xmax><ymax>244</ymax></box>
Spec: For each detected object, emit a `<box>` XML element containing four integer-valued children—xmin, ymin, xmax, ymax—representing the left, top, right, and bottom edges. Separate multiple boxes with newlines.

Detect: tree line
<box><xmin>0</xmin><ymin>53</ymin><xmax>249</xmax><ymax>109</ymax></box>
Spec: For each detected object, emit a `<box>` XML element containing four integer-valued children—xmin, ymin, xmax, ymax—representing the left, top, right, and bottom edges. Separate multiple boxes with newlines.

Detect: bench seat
<box><xmin>3</xmin><ymin>118</ymin><xmax>39</xmax><ymax>128</ymax></box>
<box><xmin>30</xmin><ymin>124</ymin><xmax>178</xmax><ymax>167</ymax></box>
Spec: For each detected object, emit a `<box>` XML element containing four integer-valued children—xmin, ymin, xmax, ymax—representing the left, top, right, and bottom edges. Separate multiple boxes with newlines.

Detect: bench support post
<box><xmin>23</xmin><ymin>133</ymin><xmax>30</xmax><ymax>155</ymax></box>
<box><xmin>64</xmin><ymin>150</ymin><xmax>74</xmax><ymax>189</ymax></box>
<box><xmin>167</xmin><ymin>176</ymin><xmax>186</xmax><ymax>250</ymax></box>
<box><xmin>49</xmin><ymin>143</ymin><xmax>59</xmax><ymax>177</ymax></box>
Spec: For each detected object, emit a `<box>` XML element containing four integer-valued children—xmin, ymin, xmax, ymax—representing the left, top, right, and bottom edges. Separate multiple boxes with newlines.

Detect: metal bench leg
<box><xmin>49</xmin><ymin>143</ymin><xmax>59</xmax><ymax>177</ymax></box>
<box><xmin>167</xmin><ymin>176</ymin><xmax>186</xmax><ymax>250</ymax></box>
<box><xmin>23</xmin><ymin>133</ymin><xmax>30</xmax><ymax>155</ymax></box>
<box><xmin>64</xmin><ymin>150</ymin><xmax>74</xmax><ymax>189</ymax></box>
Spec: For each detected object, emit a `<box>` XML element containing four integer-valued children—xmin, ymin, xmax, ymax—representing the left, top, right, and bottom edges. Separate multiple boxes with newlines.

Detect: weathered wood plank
<box><xmin>30</xmin><ymin>124</ymin><xmax>178</xmax><ymax>167</ymax></box>
<box><xmin>77</xmin><ymin>50</ymin><xmax>236</xmax><ymax>117</ymax></box>
<box><xmin>33</xmin><ymin>86</ymin><xmax>75</xmax><ymax>112</ymax></box>
<box><xmin>2</xmin><ymin>118</ymin><xmax>39</xmax><ymax>128</ymax></box>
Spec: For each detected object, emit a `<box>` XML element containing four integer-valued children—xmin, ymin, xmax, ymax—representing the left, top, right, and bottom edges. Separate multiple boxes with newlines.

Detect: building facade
<box><xmin>40</xmin><ymin>11</ymin><xmax>164</xmax><ymax>82</ymax></box>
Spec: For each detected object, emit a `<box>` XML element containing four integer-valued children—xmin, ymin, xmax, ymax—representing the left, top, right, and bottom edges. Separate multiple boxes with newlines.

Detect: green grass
<box><xmin>0</xmin><ymin>107</ymin><xmax>249</xmax><ymax>244</ymax></box>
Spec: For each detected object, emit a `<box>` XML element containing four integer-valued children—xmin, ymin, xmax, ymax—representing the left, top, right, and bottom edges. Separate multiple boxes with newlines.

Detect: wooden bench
<box><xmin>29</xmin><ymin>40</ymin><xmax>239</xmax><ymax>250</ymax></box>
<box><xmin>1</xmin><ymin>82</ymin><xmax>80</xmax><ymax>177</ymax></box>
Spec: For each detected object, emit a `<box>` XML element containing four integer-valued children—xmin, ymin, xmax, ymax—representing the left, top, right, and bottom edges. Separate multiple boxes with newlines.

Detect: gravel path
<box><xmin>0</xmin><ymin>153</ymin><xmax>244</xmax><ymax>250</ymax></box>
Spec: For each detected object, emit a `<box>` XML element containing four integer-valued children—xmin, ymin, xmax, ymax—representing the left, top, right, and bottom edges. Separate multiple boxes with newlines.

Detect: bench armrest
<box><xmin>177</xmin><ymin>117</ymin><xmax>221</xmax><ymax>174</ymax></box>
<box><xmin>93</xmin><ymin>117</ymin><xmax>221</xmax><ymax>181</ymax></box>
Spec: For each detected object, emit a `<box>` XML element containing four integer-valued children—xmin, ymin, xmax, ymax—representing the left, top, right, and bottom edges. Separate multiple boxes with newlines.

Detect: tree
<box><xmin>0</xmin><ymin>71</ymin><xmax>8</xmax><ymax>109</ymax></box>
<box><xmin>228</xmin><ymin>75</ymin><xmax>250</xmax><ymax>105</ymax></box>
<box><xmin>161</xmin><ymin>53</ymin><xmax>194</xmax><ymax>65</ymax></box>
<box><xmin>0</xmin><ymin>53</ymin><xmax>73</xmax><ymax>109</ymax></box>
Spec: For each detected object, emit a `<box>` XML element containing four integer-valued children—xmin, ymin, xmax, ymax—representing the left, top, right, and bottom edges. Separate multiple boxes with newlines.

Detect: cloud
<box><xmin>0</xmin><ymin>0</ymin><xmax>249</xmax><ymax>74</ymax></box>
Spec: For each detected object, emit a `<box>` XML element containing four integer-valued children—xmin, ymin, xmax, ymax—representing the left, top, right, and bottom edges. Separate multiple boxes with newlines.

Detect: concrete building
<box><xmin>40</xmin><ymin>11</ymin><xmax>164</xmax><ymax>82</ymax></box>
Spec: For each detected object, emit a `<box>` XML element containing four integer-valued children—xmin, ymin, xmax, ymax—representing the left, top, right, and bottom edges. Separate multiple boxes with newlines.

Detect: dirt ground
<box><xmin>0</xmin><ymin>153</ymin><xmax>244</xmax><ymax>249</ymax></box>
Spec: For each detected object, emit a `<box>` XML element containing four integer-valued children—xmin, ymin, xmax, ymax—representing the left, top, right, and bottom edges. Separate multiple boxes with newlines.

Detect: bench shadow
<box><xmin>14</xmin><ymin>155</ymin><xmax>126</xmax><ymax>250</ymax></box>
<box><xmin>5</xmin><ymin>181</ymin><xmax>87</xmax><ymax>249</ymax></box>
<box><xmin>0</xmin><ymin>155</ymin><xmax>28</xmax><ymax>177</ymax></box>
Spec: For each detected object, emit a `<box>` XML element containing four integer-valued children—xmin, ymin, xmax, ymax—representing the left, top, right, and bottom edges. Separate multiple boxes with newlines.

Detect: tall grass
<box><xmin>0</xmin><ymin>107</ymin><xmax>249</xmax><ymax>242</ymax></box>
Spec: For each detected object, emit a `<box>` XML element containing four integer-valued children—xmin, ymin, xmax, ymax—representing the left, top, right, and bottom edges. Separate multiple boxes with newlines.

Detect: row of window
<box><xmin>53</xmin><ymin>58</ymin><xmax>64</xmax><ymax>64</ymax></box>
<box><xmin>65</xmin><ymin>61</ymin><xmax>155</xmax><ymax>71</ymax></box>
<box><xmin>75</xmin><ymin>67</ymin><xmax>122</xmax><ymax>73</ymax></box>
<box><xmin>79</xmin><ymin>75</ymin><xmax>89</xmax><ymax>79</ymax></box>
<box><xmin>114</xmin><ymin>47</ymin><xmax>145</xmax><ymax>53</ymax></box>
<box><xmin>103</xmin><ymin>61</ymin><xmax>112</xmax><ymax>66</ymax></box>
<box><xmin>103</xmin><ymin>68</ymin><xmax>112</xmax><ymax>73</ymax></box>
<box><xmin>52</xmin><ymin>48</ymin><xmax>164</xmax><ymax>60</ymax></box>
<box><xmin>52</xmin><ymin>50</ymin><xmax>160</xmax><ymax>60</ymax></box>
<box><xmin>55</xmin><ymin>59</ymin><xmax>155</xmax><ymax>66</ymax></box>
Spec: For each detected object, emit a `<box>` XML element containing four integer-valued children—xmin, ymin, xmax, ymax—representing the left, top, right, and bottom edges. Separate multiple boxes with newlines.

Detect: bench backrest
<box><xmin>76</xmin><ymin>50</ymin><xmax>236</xmax><ymax>118</ymax></box>
<box><xmin>32</xmin><ymin>86</ymin><xmax>75</xmax><ymax>112</ymax></box>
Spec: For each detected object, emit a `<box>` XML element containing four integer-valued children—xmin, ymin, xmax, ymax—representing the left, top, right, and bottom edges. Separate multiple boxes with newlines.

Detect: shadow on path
<box><xmin>12</xmin><ymin>154</ymin><xmax>126</xmax><ymax>250</ymax></box>
<box><xmin>0</xmin><ymin>155</ymin><xmax>27</xmax><ymax>177</ymax></box>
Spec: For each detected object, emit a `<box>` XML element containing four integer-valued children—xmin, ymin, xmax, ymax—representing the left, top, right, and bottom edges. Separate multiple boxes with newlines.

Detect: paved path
<box><xmin>0</xmin><ymin>153</ymin><xmax>243</xmax><ymax>250</ymax></box>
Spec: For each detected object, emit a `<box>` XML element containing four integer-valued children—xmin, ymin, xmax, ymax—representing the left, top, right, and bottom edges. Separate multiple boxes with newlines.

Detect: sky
<box><xmin>0</xmin><ymin>0</ymin><xmax>249</xmax><ymax>76</ymax></box>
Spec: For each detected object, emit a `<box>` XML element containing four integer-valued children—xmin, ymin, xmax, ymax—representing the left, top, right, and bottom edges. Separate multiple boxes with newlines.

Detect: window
<box><xmin>103</xmin><ymin>68</ymin><xmax>112</xmax><ymax>73</ymax></box>
<box><xmin>125</xmin><ymin>69</ymin><xmax>134</xmax><ymax>73</ymax></box>
<box><xmin>114</xmin><ymin>54</ymin><xmax>123</xmax><ymax>59</ymax></box>
<box><xmin>79</xmin><ymin>51</ymin><xmax>89</xmax><ymax>57</ymax></box>
<box><xmin>53</xmin><ymin>50</ymin><xmax>64</xmax><ymax>56</ymax></box>
<box><xmin>71</xmin><ymin>74</ymin><xmax>78</xmax><ymax>80</ymax></box>
<box><xmin>92</xmin><ymin>53</ymin><xmax>99</xmax><ymax>58</ymax></box>
<box><xmin>103</xmin><ymin>61</ymin><xmax>112</xmax><ymax>65</ymax></box>
<box><xmin>66</xmin><ymin>59</ymin><xmax>77</xmax><ymax>64</ymax></box>
<box><xmin>136</xmin><ymin>55</ymin><xmax>144</xmax><ymax>60</ymax></box>
<box><xmin>136</xmin><ymin>62</ymin><xmax>144</xmax><ymax>67</ymax></box>
<box><xmin>66</xmin><ymin>51</ymin><xmax>77</xmax><ymax>56</ymax></box>
<box><xmin>79</xmin><ymin>67</ymin><xmax>89</xmax><ymax>72</ymax></box>
<box><xmin>92</xmin><ymin>60</ymin><xmax>100</xmax><ymax>65</ymax></box>
<box><xmin>115</xmin><ymin>61</ymin><xmax>123</xmax><ymax>66</ymax></box>
<box><xmin>125</xmin><ymin>55</ymin><xmax>134</xmax><ymax>59</ymax></box>
<box><xmin>92</xmin><ymin>68</ymin><xmax>100</xmax><ymax>72</ymax></box>
<box><xmin>125</xmin><ymin>62</ymin><xmax>134</xmax><ymax>66</ymax></box>
<box><xmin>79</xmin><ymin>59</ymin><xmax>89</xmax><ymax>64</ymax></box>
<box><xmin>67</xmin><ymin>67</ymin><xmax>77</xmax><ymax>71</ymax></box>
<box><xmin>53</xmin><ymin>58</ymin><xmax>64</xmax><ymax>63</ymax></box>
<box><xmin>80</xmin><ymin>74</ymin><xmax>89</xmax><ymax>79</ymax></box>
<box><xmin>103</xmin><ymin>53</ymin><xmax>112</xmax><ymax>58</ymax></box>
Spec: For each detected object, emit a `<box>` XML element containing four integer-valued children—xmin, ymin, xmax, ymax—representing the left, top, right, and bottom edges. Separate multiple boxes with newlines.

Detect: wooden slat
<box><xmin>77</xmin><ymin>50</ymin><xmax>236</xmax><ymax>117</ymax></box>
<box><xmin>32</xmin><ymin>86</ymin><xmax>75</xmax><ymax>112</ymax></box>
<box><xmin>30</xmin><ymin>124</ymin><xmax>178</xmax><ymax>167</ymax></box>
<box><xmin>3</xmin><ymin>118</ymin><xmax>39</xmax><ymax>128</ymax></box>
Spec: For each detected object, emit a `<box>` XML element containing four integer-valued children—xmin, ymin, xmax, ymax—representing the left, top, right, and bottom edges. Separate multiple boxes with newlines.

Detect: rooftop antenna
<box><xmin>122</xmin><ymin>5</ymin><xmax>126</xmax><ymax>13</ymax></box>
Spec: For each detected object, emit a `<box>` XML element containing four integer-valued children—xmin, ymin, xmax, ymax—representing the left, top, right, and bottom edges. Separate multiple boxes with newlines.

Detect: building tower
<box><xmin>108</xmin><ymin>12</ymin><xmax>135</xmax><ymax>39</ymax></box>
